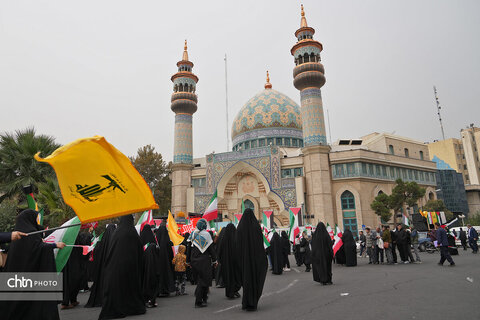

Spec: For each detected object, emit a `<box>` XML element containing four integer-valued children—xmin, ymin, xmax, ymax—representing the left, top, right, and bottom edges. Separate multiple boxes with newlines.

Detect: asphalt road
<box><xmin>60</xmin><ymin>250</ymin><xmax>480</xmax><ymax>320</ymax></box>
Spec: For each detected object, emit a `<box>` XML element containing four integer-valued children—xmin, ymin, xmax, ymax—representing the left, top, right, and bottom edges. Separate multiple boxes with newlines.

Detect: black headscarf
<box><xmin>85</xmin><ymin>224</ymin><xmax>116</xmax><ymax>308</ymax></box>
<box><xmin>155</xmin><ymin>225</ymin><xmax>175</xmax><ymax>295</ymax></box>
<box><xmin>311</xmin><ymin>222</ymin><xmax>333</xmax><ymax>284</ymax></box>
<box><xmin>2</xmin><ymin>209</ymin><xmax>59</xmax><ymax>320</ymax></box>
<box><xmin>140</xmin><ymin>225</ymin><xmax>160</xmax><ymax>302</ymax></box>
<box><xmin>217</xmin><ymin>223</ymin><xmax>241</xmax><ymax>298</ymax></box>
<box><xmin>236</xmin><ymin>208</ymin><xmax>267</xmax><ymax>311</ymax></box>
<box><xmin>342</xmin><ymin>229</ymin><xmax>357</xmax><ymax>266</ymax></box>
<box><xmin>269</xmin><ymin>232</ymin><xmax>283</xmax><ymax>275</ymax></box>
<box><xmin>99</xmin><ymin>215</ymin><xmax>145</xmax><ymax>319</ymax></box>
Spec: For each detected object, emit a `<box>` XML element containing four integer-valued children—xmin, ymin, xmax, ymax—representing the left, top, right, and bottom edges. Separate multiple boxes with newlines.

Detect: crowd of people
<box><xmin>1</xmin><ymin>208</ymin><xmax>479</xmax><ymax>320</ymax></box>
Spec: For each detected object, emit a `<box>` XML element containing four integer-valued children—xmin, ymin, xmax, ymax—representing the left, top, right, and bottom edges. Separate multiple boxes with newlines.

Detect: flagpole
<box><xmin>27</xmin><ymin>223</ymin><xmax>83</xmax><ymax>236</ymax></box>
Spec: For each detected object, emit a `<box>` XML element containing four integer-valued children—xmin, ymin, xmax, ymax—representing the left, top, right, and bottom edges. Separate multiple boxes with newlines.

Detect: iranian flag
<box><xmin>135</xmin><ymin>210</ymin><xmax>153</xmax><ymax>234</ymax></box>
<box><xmin>87</xmin><ymin>232</ymin><xmax>103</xmax><ymax>254</ymax></box>
<box><xmin>326</xmin><ymin>223</ymin><xmax>334</xmax><ymax>240</ymax></box>
<box><xmin>402</xmin><ymin>214</ymin><xmax>410</xmax><ymax>226</ymax></box>
<box><xmin>262</xmin><ymin>210</ymin><xmax>273</xmax><ymax>229</ymax></box>
<box><xmin>332</xmin><ymin>224</ymin><xmax>343</xmax><ymax>257</ymax></box>
<box><xmin>43</xmin><ymin>216</ymin><xmax>81</xmax><ymax>273</ymax></box>
<box><xmin>203</xmin><ymin>190</ymin><xmax>218</xmax><ymax>221</ymax></box>
<box><xmin>288</xmin><ymin>207</ymin><xmax>301</xmax><ymax>242</ymax></box>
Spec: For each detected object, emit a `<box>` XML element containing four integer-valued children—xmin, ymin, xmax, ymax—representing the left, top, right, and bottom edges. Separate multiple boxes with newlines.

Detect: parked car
<box><xmin>449</xmin><ymin>226</ymin><xmax>480</xmax><ymax>247</ymax></box>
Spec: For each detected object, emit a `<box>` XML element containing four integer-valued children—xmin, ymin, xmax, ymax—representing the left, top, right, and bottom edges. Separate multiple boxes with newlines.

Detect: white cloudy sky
<box><xmin>1</xmin><ymin>0</ymin><xmax>479</xmax><ymax>161</ymax></box>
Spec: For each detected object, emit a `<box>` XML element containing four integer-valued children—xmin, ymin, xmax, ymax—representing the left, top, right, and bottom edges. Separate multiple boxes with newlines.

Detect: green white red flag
<box><xmin>288</xmin><ymin>207</ymin><xmax>301</xmax><ymax>242</ymax></box>
<box><xmin>43</xmin><ymin>216</ymin><xmax>81</xmax><ymax>273</ymax></box>
<box><xmin>326</xmin><ymin>223</ymin><xmax>334</xmax><ymax>240</ymax></box>
<box><xmin>202</xmin><ymin>190</ymin><xmax>218</xmax><ymax>221</ymax></box>
<box><xmin>135</xmin><ymin>210</ymin><xmax>153</xmax><ymax>234</ymax></box>
<box><xmin>332</xmin><ymin>224</ymin><xmax>343</xmax><ymax>257</ymax></box>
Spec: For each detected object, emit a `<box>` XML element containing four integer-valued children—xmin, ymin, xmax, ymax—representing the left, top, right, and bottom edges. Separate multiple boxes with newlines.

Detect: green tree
<box><xmin>370</xmin><ymin>193</ymin><xmax>392</xmax><ymax>222</ymax></box>
<box><xmin>370</xmin><ymin>179</ymin><xmax>426</xmax><ymax>224</ymax></box>
<box><xmin>36</xmin><ymin>177</ymin><xmax>75</xmax><ymax>227</ymax></box>
<box><xmin>0</xmin><ymin>128</ymin><xmax>60</xmax><ymax>203</ymax></box>
<box><xmin>423</xmin><ymin>199</ymin><xmax>454</xmax><ymax>221</ymax></box>
<box><xmin>130</xmin><ymin>145</ymin><xmax>171</xmax><ymax>216</ymax></box>
<box><xmin>0</xmin><ymin>199</ymin><xmax>19</xmax><ymax>232</ymax></box>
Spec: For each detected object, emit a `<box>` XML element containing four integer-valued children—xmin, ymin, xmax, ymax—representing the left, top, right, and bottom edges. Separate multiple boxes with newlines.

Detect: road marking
<box><xmin>214</xmin><ymin>279</ymin><xmax>298</xmax><ymax>313</ymax></box>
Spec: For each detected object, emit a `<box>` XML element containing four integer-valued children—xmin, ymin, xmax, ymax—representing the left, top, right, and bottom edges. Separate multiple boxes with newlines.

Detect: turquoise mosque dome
<box><xmin>231</xmin><ymin>76</ymin><xmax>303</xmax><ymax>151</ymax></box>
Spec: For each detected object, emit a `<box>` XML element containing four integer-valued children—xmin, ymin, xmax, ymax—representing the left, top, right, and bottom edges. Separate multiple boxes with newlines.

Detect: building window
<box><xmin>267</xmin><ymin>138</ymin><xmax>274</xmax><ymax>146</ymax></box>
<box><xmin>375</xmin><ymin>165</ymin><xmax>381</xmax><ymax>176</ymax></box>
<box><xmin>368</xmin><ymin>164</ymin><xmax>374</xmax><ymax>176</ymax></box>
<box><xmin>276</xmin><ymin>138</ymin><xmax>282</xmax><ymax>146</ymax></box>
<box><xmin>245</xmin><ymin>141</ymin><xmax>250</xmax><ymax>149</ymax></box>
<box><xmin>362</xmin><ymin>163</ymin><xmax>368</xmax><ymax>175</ymax></box>
<box><xmin>404</xmin><ymin>148</ymin><xmax>409</xmax><ymax>157</ymax></box>
<box><xmin>192</xmin><ymin>178</ymin><xmax>206</xmax><ymax>188</ymax></box>
<box><xmin>382</xmin><ymin>166</ymin><xmax>387</xmax><ymax>177</ymax></box>
<box><xmin>285</xmin><ymin>138</ymin><xmax>291</xmax><ymax>147</ymax></box>
<box><xmin>336</xmin><ymin>164</ymin><xmax>344</xmax><ymax>177</ymax></box>
<box><xmin>408</xmin><ymin>169</ymin><xmax>413</xmax><ymax>180</ymax></box>
<box><xmin>347</xmin><ymin>163</ymin><xmax>355</xmax><ymax>176</ymax></box>
<box><xmin>251</xmin><ymin>140</ymin><xmax>257</xmax><ymax>148</ymax></box>
<box><xmin>259</xmin><ymin>139</ymin><xmax>265</xmax><ymax>147</ymax></box>
<box><xmin>292</xmin><ymin>139</ymin><xmax>298</xmax><ymax>147</ymax></box>
<box><xmin>341</xmin><ymin>191</ymin><xmax>358</xmax><ymax>239</ymax></box>
<box><xmin>419</xmin><ymin>151</ymin><xmax>424</xmax><ymax>160</ymax></box>
<box><xmin>294</xmin><ymin>168</ymin><xmax>303</xmax><ymax>177</ymax></box>
<box><xmin>389</xmin><ymin>145</ymin><xmax>394</xmax><ymax>155</ymax></box>
<box><xmin>299</xmin><ymin>140</ymin><xmax>304</xmax><ymax>147</ymax></box>
<box><xmin>281</xmin><ymin>169</ymin><xmax>293</xmax><ymax>178</ymax></box>
<box><xmin>390</xmin><ymin>167</ymin><xmax>395</xmax><ymax>178</ymax></box>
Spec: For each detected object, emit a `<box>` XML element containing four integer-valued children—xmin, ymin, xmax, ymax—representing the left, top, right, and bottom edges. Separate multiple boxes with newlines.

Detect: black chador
<box><xmin>85</xmin><ymin>224</ymin><xmax>116</xmax><ymax>308</ymax></box>
<box><xmin>342</xmin><ymin>229</ymin><xmax>357</xmax><ymax>266</ymax></box>
<box><xmin>140</xmin><ymin>226</ymin><xmax>160</xmax><ymax>307</ymax></box>
<box><xmin>217</xmin><ymin>223</ymin><xmax>241</xmax><ymax>299</ymax></box>
<box><xmin>311</xmin><ymin>222</ymin><xmax>333</xmax><ymax>285</ymax></box>
<box><xmin>236</xmin><ymin>208</ymin><xmax>268</xmax><ymax>311</ymax></box>
<box><xmin>98</xmin><ymin>215</ymin><xmax>145</xmax><ymax>320</ymax></box>
<box><xmin>62</xmin><ymin>232</ymin><xmax>90</xmax><ymax>308</ymax></box>
<box><xmin>1</xmin><ymin>209</ymin><xmax>60</xmax><ymax>320</ymax></box>
<box><xmin>155</xmin><ymin>225</ymin><xmax>175</xmax><ymax>296</ymax></box>
<box><xmin>187</xmin><ymin>219</ymin><xmax>217</xmax><ymax>308</ymax></box>
<box><xmin>269</xmin><ymin>232</ymin><xmax>284</xmax><ymax>275</ymax></box>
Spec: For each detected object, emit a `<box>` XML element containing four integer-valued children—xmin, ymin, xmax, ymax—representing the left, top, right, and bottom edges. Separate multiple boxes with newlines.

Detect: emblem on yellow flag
<box><xmin>35</xmin><ymin>136</ymin><xmax>158</xmax><ymax>223</ymax></box>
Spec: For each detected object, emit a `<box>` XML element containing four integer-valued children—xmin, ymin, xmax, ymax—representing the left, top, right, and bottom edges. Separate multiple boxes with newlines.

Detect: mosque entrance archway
<box><xmin>244</xmin><ymin>199</ymin><xmax>254</xmax><ymax>211</ymax></box>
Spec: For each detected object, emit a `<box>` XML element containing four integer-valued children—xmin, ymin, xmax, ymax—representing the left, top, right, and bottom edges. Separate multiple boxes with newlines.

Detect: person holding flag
<box><xmin>1</xmin><ymin>209</ymin><xmax>65</xmax><ymax>320</ymax></box>
<box><xmin>299</xmin><ymin>230</ymin><xmax>312</xmax><ymax>272</ymax></box>
<box><xmin>0</xmin><ymin>230</ymin><xmax>27</xmax><ymax>244</ymax></box>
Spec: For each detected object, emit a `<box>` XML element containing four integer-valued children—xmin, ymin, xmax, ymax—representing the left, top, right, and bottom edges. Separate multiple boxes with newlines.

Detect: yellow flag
<box><xmin>167</xmin><ymin>210</ymin><xmax>184</xmax><ymax>246</ymax></box>
<box><xmin>34</xmin><ymin>136</ymin><xmax>158</xmax><ymax>223</ymax></box>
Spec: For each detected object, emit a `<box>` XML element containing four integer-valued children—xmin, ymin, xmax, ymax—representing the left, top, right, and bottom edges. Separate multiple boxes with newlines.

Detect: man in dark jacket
<box><xmin>467</xmin><ymin>225</ymin><xmax>478</xmax><ymax>254</ymax></box>
<box><xmin>435</xmin><ymin>223</ymin><xmax>455</xmax><ymax>266</ymax></box>
<box><xmin>459</xmin><ymin>228</ymin><xmax>467</xmax><ymax>250</ymax></box>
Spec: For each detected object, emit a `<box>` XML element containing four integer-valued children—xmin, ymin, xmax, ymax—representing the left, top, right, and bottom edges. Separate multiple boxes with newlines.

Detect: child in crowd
<box><xmin>172</xmin><ymin>245</ymin><xmax>188</xmax><ymax>296</ymax></box>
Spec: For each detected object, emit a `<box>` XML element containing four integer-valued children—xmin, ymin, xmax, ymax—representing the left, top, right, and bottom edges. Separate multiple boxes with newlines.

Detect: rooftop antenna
<box><xmin>433</xmin><ymin>86</ymin><xmax>446</xmax><ymax>140</ymax></box>
<box><xmin>224</xmin><ymin>54</ymin><xmax>230</xmax><ymax>151</ymax></box>
<box><xmin>327</xmin><ymin>109</ymin><xmax>332</xmax><ymax>145</ymax></box>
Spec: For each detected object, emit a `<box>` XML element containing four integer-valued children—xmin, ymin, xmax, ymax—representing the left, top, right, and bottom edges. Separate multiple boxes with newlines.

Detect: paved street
<box><xmin>60</xmin><ymin>251</ymin><xmax>480</xmax><ymax>320</ymax></box>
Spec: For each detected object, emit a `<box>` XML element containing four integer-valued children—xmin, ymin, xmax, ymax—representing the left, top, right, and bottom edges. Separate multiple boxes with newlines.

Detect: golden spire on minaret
<box><xmin>300</xmin><ymin>4</ymin><xmax>308</xmax><ymax>28</ymax></box>
<box><xmin>182</xmin><ymin>39</ymin><xmax>189</xmax><ymax>61</ymax></box>
<box><xmin>265</xmin><ymin>71</ymin><xmax>272</xmax><ymax>89</ymax></box>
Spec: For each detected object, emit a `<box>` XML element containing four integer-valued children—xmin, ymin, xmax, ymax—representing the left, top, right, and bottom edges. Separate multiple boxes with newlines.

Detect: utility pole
<box><xmin>433</xmin><ymin>86</ymin><xmax>446</xmax><ymax>140</ymax></box>
<box><xmin>224</xmin><ymin>54</ymin><xmax>230</xmax><ymax>151</ymax></box>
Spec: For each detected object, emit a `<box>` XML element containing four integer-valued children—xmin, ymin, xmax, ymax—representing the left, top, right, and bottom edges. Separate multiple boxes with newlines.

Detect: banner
<box><xmin>34</xmin><ymin>136</ymin><xmax>158</xmax><ymax>223</ymax></box>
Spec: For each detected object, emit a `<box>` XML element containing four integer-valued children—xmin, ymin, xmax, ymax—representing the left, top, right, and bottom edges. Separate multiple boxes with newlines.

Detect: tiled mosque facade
<box><xmin>170</xmin><ymin>6</ymin><xmax>438</xmax><ymax>236</ymax></box>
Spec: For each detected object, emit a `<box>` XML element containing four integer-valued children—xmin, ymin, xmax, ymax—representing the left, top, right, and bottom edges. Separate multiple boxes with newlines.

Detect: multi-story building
<box><xmin>428</xmin><ymin>125</ymin><xmax>480</xmax><ymax>215</ymax></box>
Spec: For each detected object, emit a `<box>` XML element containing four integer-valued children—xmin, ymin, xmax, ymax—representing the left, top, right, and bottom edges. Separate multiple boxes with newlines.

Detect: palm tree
<box><xmin>37</xmin><ymin>176</ymin><xmax>75</xmax><ymax>226</ymax></box>
<box><xmin>0</xmin><ymin>127</ymin><xmax>60</xmax><ymax>202</ymax></box>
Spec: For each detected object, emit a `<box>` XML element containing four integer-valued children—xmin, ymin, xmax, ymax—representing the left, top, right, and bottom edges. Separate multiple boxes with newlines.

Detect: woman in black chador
<box><xmin>311</xmin><ymin>222</ymin><xmax>333</xmax><ymax>285</ymax></box>
<box><xmin>342</xmin><ymin>229</ymin><xmax>357</xmax><ymax>266</ymax></box>
<box><xmin>281</xmin><ymin>231</ymin><xmax>291</xmax><ymax>271</ymax></box>
<box><xmin>140</xmin><ymin>226</ymin><xmax>160</xmax><ymax>308</ymax></box>
<box><xmin>187</xmin><ymin>219</ymin><xmax>217</xmax><ymax>308</ymax></box>
<box><xmin>99</xmin><ymin>215</ymin><xmax>145</xmax><ymax>320</ymax></box>
<box><xmin>269</xmin><ymin>232</ymin><xmax>284</xmax><ymax>275</ymax></box>
<box><xmin>155</xmin><ymin>225</ymin><xmax>176</xmax><ymax>297</ymax></box>
<box><xmin>85</xmin><ymin>224</ymin><xmax>116</xmax><ymax>308</ymax></box>
<box><xmin>2</xmin><ymin>209</ymin><xmax>63</xmax><ymax>320</ymax></box>
<box><xmin>236</xmin><ymin>208</ymin><xmax>268</xmax><ymax>311</ymax></box>
<box><xmin>217</xmin><ymin>223</ymin><xmax>241</xmax><ymax>299</ymax></box>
